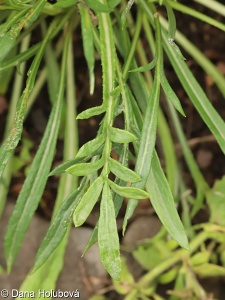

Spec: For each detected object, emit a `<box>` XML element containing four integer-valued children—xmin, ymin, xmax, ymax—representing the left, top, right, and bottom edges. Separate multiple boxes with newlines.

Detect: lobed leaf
<box><xmin>108</xmin><ymin>157</ymin><xmax>141</xmax><ymax>183</ymax></box>
<box><xmin>98</xmin><ymin>182</ymin><xmax>121</xmax><ymax>280</ymax></box>
<box><xmin>108</xmin><ymin>126</ymin><xmax>137</xmax><ymax>143</ymax></box>
<box><xmin>107</xmin><ymin>178</ymin><xmax>149</xmax><ymax>199</ymax></box>
<box><xmin>66</xmin><ymin>158</ymin><xmax>104</xmax><ymax>176</ymax></box>
<box><xmin>73</xmin><ymin>176</ymin><xmax>104</xmax><ymax>227</ymax></box>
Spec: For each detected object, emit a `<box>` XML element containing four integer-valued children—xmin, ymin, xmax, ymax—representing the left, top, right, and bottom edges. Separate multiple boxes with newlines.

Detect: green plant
<box><xmin>0</xmin><ymin>0</ymin><xmax>225</xmax><ymax>298</ymax></box>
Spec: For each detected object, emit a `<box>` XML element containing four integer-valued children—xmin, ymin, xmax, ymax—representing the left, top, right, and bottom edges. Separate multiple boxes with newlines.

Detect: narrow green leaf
<box><xmin>86</xmin><ymin>0</ymin><xmax>112</xmax><ymax>12</ymax></box>
<box><xmin>108</xmin><ymin>157</ymin><xmax>141</xmax><ymax>183</ymax></box>
<box><xmin>76</xmin><ymin>105</ymin><xmax>106</xmax><ymax>119</ymax></box>
<box><xmin>129</xmin><ymin>55</ymin><xmax>157</xmax><ymax>73</ymax></box>
<box><xmin>108</xmin><ymin>0</ymin><xmax>121</xmax><ymax>9</ymax></box>
<box><xmin>107</xmin><ymin>178</ymin><xmax>149</xmax><ymax>199</ymax></box>
<box><xmin>108</xmin><ymin>126</ymin><xmax>137</xmax><ymax>143</ymax></box>
<box><xmin>73</xmin><ymin>176</ymin><xmax>104</xmax><ymax>226</ymax></box>
<box><xmin>49</xmin><ymin>156</ymin><xmax>85</xmax><ymax>176</ymax></box>
<box><xmin>98</xmin><ymin>182</ymin><xmax>121</xmax><ymax>280</ymax></box>
<box><xmin>4</xmin><ymin>28</ymin><xmax>68</xmax><ymax>272</ymax></box>
<box><xmin>31</xmin><ymin>178</ymin><xmax>88</xmax><ymax>274</ymax></box>
<box><xmin>0</xmin><ymin>18</ymin><xmax>56</xmax><ymax>179</ymax></box>
<box><xmin>0</xmin><ymin>0</ymin><xmax>46</xmax><ymax>62</ymax></box>
<box><xmin>123</xmin><ymin>51</ymin><xmax>161</xmax><ymax>232</ymax></box>
<box><xmin>49</xmin><ymin>145</ymin><xmax>103</xmax><ymax>175</ymax></box>
<box><xmin>54</xmin><ymin>0</ymin><xmax>77</xmax><ymax>8</ymax></box>
<box><xmin>160</xmin><ymin>18</ymin><xmax>225</xmax><ymax>153</ymax></box>
<box><xmin>76</xmin><ymin>134</ymin><xmax>104</xmax><ymax>158</ymax></box>
<box><xmin>161</xmin><ymin>74</ymin><xmax>185</xmax><ymax>116</ymax></box>
<box><xmin>164</xmin><ymin>0</ymin><xmax>176</xmax><ymax>40</ymax></box>
<box><xmin>66</xmin><ymin>158</ymin><xmax>104</xmax><ymax>176</ymax></box>
<box><xmin>121</xmin><ymin>0</ymin><xmax>135</xmax><ymax>29</ymax></box>
<box><xmin>79</xmin><ymin>3</ymin><xmax>95</xmax><ymax>94</ymax></box>
<box><xmin>146</xmin><ymin>151</ymin><xmax>189</xmax><ymax>250</ymax></box>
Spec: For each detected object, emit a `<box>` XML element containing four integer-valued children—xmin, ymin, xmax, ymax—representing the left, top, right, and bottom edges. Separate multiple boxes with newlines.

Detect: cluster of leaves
<box><xmin>0</xmin><ymin>0</ymin><xmax>225</xmax><ymax>297</ymax></box>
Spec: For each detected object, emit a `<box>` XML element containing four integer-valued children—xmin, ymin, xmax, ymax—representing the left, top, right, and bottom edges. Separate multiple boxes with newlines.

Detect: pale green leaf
<box><xmin>161</xmin><ymin>74</ymin><xmax>185</xmax><ymax>116</ymax></box>
<box><xmin>98</xmin><ymin>182</ymin><xmax>121</xmax><ymax>280</ymax></box>
<box><xmin>129</xmin><ymin>55</ymin><xmax>157</xmax><ymax>73</ymax></box>
<box><xmin>108</xmin><ymin>126</ymin><xmax>137</xmax><ymax>143</ymax></box>
<box><xmin>54</xmin><ymin>0</ymin><xmax>77</xmax><ymax>8</ymax></box>
<box><xmin>31</xmin><ymin>178</ymin><xmax>88</xmax><ymax>274</ymax></box>
<box><xmin>206</xmin><ymin>176</ymin><xmax>225</xmax><ymax>226</ymax></box>
<box><xmin>108</xmin><ymin>157</ymin><xmax>141</xmax><ymax>183</ymax></box>
<box><xmin>146</xmin><ymin>151</ymin><xmax>189</xmax><ymax>250</ymax></box>
<box><xmin>107</xmin><ymin>178</ymin><xmax>149</xmax><ymax>199</ymax></box>
<box><xmin>66</xmin><ymin>158</ymin><xmax>104</xmax><ymax>176</ymax></box>
<box><xmin>76</xmin><ymin>134</ymin><xmax>104</xmax><ymax>158</ymax></box>
<box><xmin>79</xmin><ymin>4</ymin><xmax>95</xmax><ymax>94</ymax></box>
<box><xmin>193</xmin><ymin>264</ymin><xmax>225</xmax><ymax>278</ymax></box>
<box><xmin>73</xmin><ymin>176</ymin><xmax>104</xmax><ymax>226</ymax></box>
<box><xmin>77</xmin><ymin>105</ymin><xmax>106</xmax><ymax>120</ymax></box>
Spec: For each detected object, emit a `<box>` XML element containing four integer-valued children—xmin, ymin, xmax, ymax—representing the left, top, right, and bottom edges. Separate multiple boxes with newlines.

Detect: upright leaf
<box><xmin>147</xmin><ymin>151</ymin><xmax>189</xmax><ymax>250</ymax></box>
<box><xmin>4</xmin><ymin>27</ymin><xmax>69</xmax><ymax>272</ymax></box>
<box><xmin>79</xmin><ymin>3</ymin><xmax>95</xmax><ymax>94</ymax></box>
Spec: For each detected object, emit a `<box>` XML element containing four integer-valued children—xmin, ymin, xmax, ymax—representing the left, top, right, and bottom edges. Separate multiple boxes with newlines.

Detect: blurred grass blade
<box><xmin>99</xmin><ymin>182</ymin><xmax>121</xmax><ymax>280</ymax></box>
<box><xmin>0</xmin><ymin>18</ymin><xmax>56</xmax><ymax>179</ymax></box>
<box><xmin>19</xmin><ymin>31</ymin><xmax>78</xmax><ymax>292</ymax></box>
<box><xmin>139</xmin><ymin>0</ymin><xmax>225</xmax><ymax>155</ymax></box>
<box><xmin>0</xmin><ymin>34</ymin><xmax>30</xmax><ymax>218</ymax></box>
<box><xmin>157</xmin><ymin>109</ymin><xmax>179</xmax><ymax>196</ymax></box>
<box><xmin>0</xmin><ymin>0</ymin><xmax>46</xmax><ymax>62</ymax></box>
<box><xmin>4</xmin><ymin>27</ymin><xmax>69</xmax><ymax>273</ymax></box>
<box><xmin>147</xmin><ymin>151</ymin><xmax>189</xmax><ymax>250</ymax></box>
<box><xmin>31</xmin><ymin>178</ymin><xmax>88</xmax><ymax>274</ymax></box>
<box><xmin>73</xmin><ymin>176</ymin><xmax>103</xmax><ymax>226</ymax></box>
<box><xmin>123</xmin><ymin>14</ymin><xmax>161</xmax><ymax>231</ymax></box>
<box><xmin>79</xmin><ymin>2</ymin><xmax>95</xmax><ymax>94</ymax></box>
